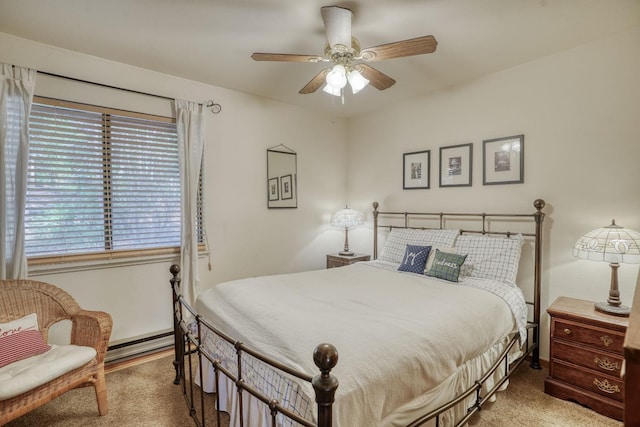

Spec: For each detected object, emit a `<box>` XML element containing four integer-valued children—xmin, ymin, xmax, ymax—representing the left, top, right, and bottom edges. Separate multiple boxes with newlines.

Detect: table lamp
<box><xmin>330</xmin><ymin>207</ymin><xmax>365</xmax><ymax>256</ymax></box>
<box><xmin>572</xmin><ymin>219</ymin><xmax>640</xmax><ymax>316</ymax></box>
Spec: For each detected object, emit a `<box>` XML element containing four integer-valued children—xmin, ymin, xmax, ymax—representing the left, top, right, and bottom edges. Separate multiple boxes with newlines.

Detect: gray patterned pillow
<box><xmin>453</xmin><ymin>234</ymin><xmax>524</xmax><ymax>285</ymax></box>
<box><xmin>425</xmin><ymin>249</ymin><xmax>467</xmax><ymax>282</ymax></box>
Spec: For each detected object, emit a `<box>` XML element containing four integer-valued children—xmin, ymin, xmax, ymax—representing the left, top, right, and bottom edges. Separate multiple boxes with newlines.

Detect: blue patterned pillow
<box><xmin>398</xmin><ymin>245</ymin><xmax>431</xmax><ymax>274</ymax></box>
<box><xmin>425</xmin><ymin>249</ymin><xmax>468</xmax><ymax>282</ymax></box>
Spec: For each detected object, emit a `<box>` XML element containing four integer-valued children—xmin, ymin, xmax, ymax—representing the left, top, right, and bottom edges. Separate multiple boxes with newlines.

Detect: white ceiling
<box><xmin>1</xmin><ymin>0</ymin><xmax>639</xmax><ymax>118</ymax></box>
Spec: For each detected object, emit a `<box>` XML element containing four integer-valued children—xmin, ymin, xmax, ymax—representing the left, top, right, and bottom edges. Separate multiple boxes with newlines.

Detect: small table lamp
<box><xmin>330</xmin><ymin>207</ymin><xmax>365</xmax><ymax>256</ymax></box>
<box><xmin>572</xmin><ymin>220</ymin><xmax>640</xmax><ymax>316</ymax></box>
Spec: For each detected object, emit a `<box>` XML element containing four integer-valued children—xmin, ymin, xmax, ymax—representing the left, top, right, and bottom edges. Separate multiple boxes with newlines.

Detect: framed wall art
<box><xmin>403</xmin><ymin>150</ymin><xmax>430</xmax><ymax>189</ymax></box>
<box><xmin>280</xmin><ymin>174</ymin><xmax>293</xmax><ymax>200</ymax></box>
<box><xmin>268</xmin><ymin>177</ymin><xmax>279</xmax><ymax>201</ymax></box>
<box><xmin>439</xmin><ymin>143</ymin><xmax>472</xmax><ymax>187</ymax></box>
<box><xmin>482</xmin><ymin>135</ymin><xmax>524</xmax><ymax>185</ymax></box>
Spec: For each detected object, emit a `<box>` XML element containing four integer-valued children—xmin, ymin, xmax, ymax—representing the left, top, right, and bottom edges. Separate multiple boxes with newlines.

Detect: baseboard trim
<box><xmin>105</xmin><ymin>347</ymin><xmax>174</xmax><ymax>374</ymax></box>
<box><xmin>106</xmin><ymin>330</ymin><xmax>174</xmax><ymax>364</ymax></box>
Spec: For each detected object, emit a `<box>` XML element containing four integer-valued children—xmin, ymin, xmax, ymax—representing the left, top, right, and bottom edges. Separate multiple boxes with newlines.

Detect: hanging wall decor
<box><xmin>267</xmin><ymin>145</ymin><xmax>297</xmax><ymax>208</ymax></box>
<box><xmin>482</xmin><ymin>135</ymin><xmax>524</xmax><ymax>185</ymax></box>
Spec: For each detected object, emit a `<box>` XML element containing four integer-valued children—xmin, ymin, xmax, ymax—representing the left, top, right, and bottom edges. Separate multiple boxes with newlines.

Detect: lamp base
<box><xmin>339</xmin><ymin>250</ymin><xmax>355</xmax><ymax>256</ymax></box>
<box><xmin>594</xmin><ymin>301</ymin><xmax>630</xmax><ymax>317</ymax></box>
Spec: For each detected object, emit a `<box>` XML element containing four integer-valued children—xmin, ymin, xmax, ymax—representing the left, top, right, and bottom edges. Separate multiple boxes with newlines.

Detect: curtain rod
<box><xmin>37</xmin><ymin>70</ymin><xmax>222</xmax><ymax>114</ymax></box>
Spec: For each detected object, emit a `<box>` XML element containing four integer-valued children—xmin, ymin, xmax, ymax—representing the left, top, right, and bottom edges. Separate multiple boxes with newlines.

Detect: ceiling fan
<box><xmin>251</xmin><ymin>6</ymin><xmax>437</xmax><ymax>97</ymax></box>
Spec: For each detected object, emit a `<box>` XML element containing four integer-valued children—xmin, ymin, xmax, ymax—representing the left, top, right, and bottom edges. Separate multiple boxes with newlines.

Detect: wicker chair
<box><xmin>0</xmin><ymin>279</ymin><xmax>112</xmax><ymax>424</ymax></box>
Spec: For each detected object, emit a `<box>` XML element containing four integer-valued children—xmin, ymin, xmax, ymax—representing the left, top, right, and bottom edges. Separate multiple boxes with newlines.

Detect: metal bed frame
<box><xmin>170</xmin><ymin>199</ymin><xmax>546</xmax><ymax>427</ymax></box>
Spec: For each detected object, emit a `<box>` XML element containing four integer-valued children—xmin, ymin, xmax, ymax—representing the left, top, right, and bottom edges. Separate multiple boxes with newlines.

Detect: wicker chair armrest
<box><xmin>70</xmin><ymin>310</ymin><xmax>113</xmax><ymax>364</ymax></box>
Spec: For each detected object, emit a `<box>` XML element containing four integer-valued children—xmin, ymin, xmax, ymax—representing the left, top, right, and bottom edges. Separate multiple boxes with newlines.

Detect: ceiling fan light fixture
<box><xmin>252</xmin><ymin>7</ymin><xmax>437</xmax><ymax>97</ymax></box>
<box><xmin>347</xmin><ymin>69</ymin><xmax>369</xmax><ymax>94</ymax></box>
<box><xmin>325</xmin><ymin>64</ymin><xmax>347</xmax><ymax>89</ymax></box>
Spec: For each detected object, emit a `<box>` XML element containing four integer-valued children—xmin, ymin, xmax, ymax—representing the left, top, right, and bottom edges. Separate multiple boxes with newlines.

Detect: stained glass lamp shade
<box><xmin>572</xmin><ymin>220</ymin><xmax>640</xmax><ymax>316</ymax></box>
<box><xmin>330</xmin><ymin>207</ymin><xmax>365</xmax><ymax>256</ymax></box>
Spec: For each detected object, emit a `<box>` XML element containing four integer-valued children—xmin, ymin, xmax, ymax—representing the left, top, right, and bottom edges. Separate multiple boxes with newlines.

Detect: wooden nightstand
<box><xmin>545</xmin><ymin>296</ymin><xmax>629</xmax><ymax>420</ymax></box>
<box><xmin>326</xmin><ymin>253</ymin><xmax>370</xmax><ymax>269</ymax></box>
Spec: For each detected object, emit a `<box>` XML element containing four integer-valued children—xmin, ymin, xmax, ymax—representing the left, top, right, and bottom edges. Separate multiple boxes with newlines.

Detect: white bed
<box><xmin>196</xmin><ymin>261</ymin><xmax>526</xmax><ymax>427</ymax></box>
<box><xmin>170</xmin><ymin>200</ymin><xmax>546</xmax><ymax>427</ymax></box>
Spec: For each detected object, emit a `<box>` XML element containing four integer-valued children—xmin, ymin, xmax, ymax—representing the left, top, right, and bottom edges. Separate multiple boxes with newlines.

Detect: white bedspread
<box><xmin>195</xmin><ymin>261</ymin><xmax>527</xmax><ymax>427</ymax></box>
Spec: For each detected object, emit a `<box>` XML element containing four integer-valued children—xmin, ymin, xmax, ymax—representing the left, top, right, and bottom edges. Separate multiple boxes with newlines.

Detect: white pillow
<box><xmin>453</xmin><ymin>234</ymin><xmax>524</xmax><ymax>285</ymax></box>
<box><xmin>379</xmin><ymin>228</ymin><xmax>459</xmax><ymax>264</ymax></box>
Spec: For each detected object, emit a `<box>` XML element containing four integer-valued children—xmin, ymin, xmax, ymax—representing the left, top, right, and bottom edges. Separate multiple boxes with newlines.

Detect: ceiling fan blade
<box><xmin>251</xmin><ymin>53</ymin><xmax>323</xmax><ymax>63</ymax></box>
<box><xmin>299</xmin><ymin>68</ymin><xmax>331</xmax><ymax>94</ymax></box>
<box><xmin>321</xmin><ymin>6</ymin><xmax>352</xmax><ymax>49</ymax></box>
<box><xmin>355</xmin><ymin>64</ymin><xmax>396</xmax><ymax>90</ymax></box>
<box><xmin>360</xmin><ymin>35</ymin><xmax>437</xmax><ymax>61</ymax></box>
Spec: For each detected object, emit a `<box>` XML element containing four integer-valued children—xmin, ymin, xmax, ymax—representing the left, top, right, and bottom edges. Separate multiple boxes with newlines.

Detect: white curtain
<box><xmin>0</xmin><ymin>64</ymin><xmax>36</xmax><ymax>280</ymax></box>
<box><xmin>175</xmin><ymin>100</ymin><xmax>205</xmax><ymax>306</ymax></box>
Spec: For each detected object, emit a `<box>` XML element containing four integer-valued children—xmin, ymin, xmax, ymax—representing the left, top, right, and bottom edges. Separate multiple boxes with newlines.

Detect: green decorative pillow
<box><xmin>425</xmin><ymin>249</ymin><xmax>468</xmax><ymax>282</ymax></box>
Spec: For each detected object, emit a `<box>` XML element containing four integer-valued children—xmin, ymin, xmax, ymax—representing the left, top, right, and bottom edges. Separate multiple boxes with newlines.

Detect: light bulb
<box><xmin>325</xmin><ymin>65</ymin><xmax>347</xmax><ymax>89</ymax></box>
<box><xmin>347</xmin><ymin>69</ymin><xmax>369</xmax><ymax>94</ymax></box>
<box><xmin>323</xmin><ymin>84</ymin><xmax>342</xmax><ymax>97</ymax></box>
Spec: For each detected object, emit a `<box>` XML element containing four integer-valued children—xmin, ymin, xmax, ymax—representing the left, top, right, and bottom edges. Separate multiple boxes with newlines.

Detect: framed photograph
<box><xmin>439</xmin><ymin>143</ymin><xmax>472</xmax><ymax>187</ymax></box>
<box><xmin>403</xmin><ymin>150</ymin><xmax>430</xmax><ymax>189</ymax></box>
<box><xmin>482</xmin><ymin>135</ymin><xmax>524</xmax><ymax>185</ymax></box>
<box><xmin>268</xmin><ymin>177</ymin><xmax>279</xmax><ymax>201</ymax></box>
<box><xmin>280</xmin><ymin>174</ymin><xmax>293</xmax><ymax>200</ymax></box>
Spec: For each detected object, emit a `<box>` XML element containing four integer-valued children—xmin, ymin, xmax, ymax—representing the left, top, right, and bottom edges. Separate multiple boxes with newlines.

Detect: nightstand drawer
<box><xmin>552</xmin><ymin>319</ymin><xmax>625</xmax><ymax>354</ymax></box>
<box><xmin>327</xmin><ymin>258</ymin><xmax>347</xmax><ymax>268</ymax></box>
<box><xmin>326</xmin><ymin>253</ymin><xmax>370</xmax><ymax>269</ymax></box>
<box><xmin>552</xmin><ymin>359</ymin><xmax>624</xmax><ymax>402</ymax></box>
<box><xmin>552</xmin><ymin>340</ymin><xmax>623</xmax><ymax>376</ymax></box>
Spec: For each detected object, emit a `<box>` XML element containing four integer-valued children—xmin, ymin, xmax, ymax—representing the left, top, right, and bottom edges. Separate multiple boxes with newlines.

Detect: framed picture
<box><xmin>268</xmin><ymin>177</ymin><xmax>279</xmax><ymax>201</ymax></box>
<box><xmin>403</xmin><ymin>150</ymin><xmax>430</xmax><ymax>189</ymax></box>
<box><xmin>439</xmin><ymin>143</ymin><xmax>472</xmax><ymax>187</ymax></box>
<box><xmin>280</xmin><ymin>174</ymin><xmax>293</xmax><ymax>200</ymax></box>
<box><xmin>482</xmin><ymin>135</ymin><xmax>524</xmax><ymax>185</ymax></box>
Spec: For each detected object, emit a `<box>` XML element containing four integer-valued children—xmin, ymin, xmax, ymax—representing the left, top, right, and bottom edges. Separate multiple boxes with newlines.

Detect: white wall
<box><xmin>346</xmin><ymin>26</ymin><xmax>640</xmax><ymax>360</ymax></box>
<box><xmin>0</xmin><ymin>32</ymin><xmax>349</xmax><ymax>344</ymax></box>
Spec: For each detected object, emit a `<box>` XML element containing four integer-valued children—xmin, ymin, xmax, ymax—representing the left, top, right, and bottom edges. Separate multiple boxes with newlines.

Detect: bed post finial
<box><xmin>313</xmin><ymin>343</ymin><xmax>339</xmax><ymax>427</ymax></box>
<box><xmin>170</xmin><ymin>264</ymin><xmax>181</xmax><ymax>277</ymax></box>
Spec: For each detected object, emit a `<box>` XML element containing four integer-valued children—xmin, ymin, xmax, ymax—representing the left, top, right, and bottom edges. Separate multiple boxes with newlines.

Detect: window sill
<box><xmin>28</xmin><ymin>251</ymin><xmax>209</xmax><ymax>277</ymax></box>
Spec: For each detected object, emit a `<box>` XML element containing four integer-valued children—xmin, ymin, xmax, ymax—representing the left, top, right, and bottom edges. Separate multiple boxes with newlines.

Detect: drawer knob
<box><xmin>563</xmin><ymin>328</ymin><xmax>571</xmax><ymax>335</ymax></box>
<box><xmin>593</xmin><ymin>378</ymin><xmax>620</xmax><ymax>394</ymax></box>
<box><xmin>594</xmin><ymin>356</ymin><xmax>620</xmax><ymax>371</ymax></box>
<box><xmin>600</xmin><ymin>335</ymin><xmax>613</xmax><ymax>347</ymax></box>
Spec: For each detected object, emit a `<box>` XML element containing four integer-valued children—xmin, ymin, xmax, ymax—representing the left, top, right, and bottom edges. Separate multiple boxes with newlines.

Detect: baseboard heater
<box><xmin>106</xmin><ymin>329</ymin><xmax>174</xmax><ymax>364</ymax></box>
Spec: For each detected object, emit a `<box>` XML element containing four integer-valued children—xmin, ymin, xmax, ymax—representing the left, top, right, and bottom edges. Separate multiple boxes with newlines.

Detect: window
<box><xmin>25</xmin><ymin>97</ymin><xmax>202</xmax><ymax>262</ymax></box>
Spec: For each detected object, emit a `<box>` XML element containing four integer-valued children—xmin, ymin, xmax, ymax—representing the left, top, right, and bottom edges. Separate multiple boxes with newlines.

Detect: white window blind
<box><xmin>25</xmin><ymin>98</ymin><xmax>200</xmax><ymax>259</ymax></box>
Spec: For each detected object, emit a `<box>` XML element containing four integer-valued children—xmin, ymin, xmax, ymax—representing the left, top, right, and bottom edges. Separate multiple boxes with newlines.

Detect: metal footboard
<box><xmin>171</xmin><ymin>264</ymin><xmax>339</xmax><ymax>427</ymax></box>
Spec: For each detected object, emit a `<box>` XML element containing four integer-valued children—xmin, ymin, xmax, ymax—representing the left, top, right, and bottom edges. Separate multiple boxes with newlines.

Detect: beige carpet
<box><xmin>4</xmin><ymin>355</ymin><xmax>623</xmax><ymax>427</ymax></box>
